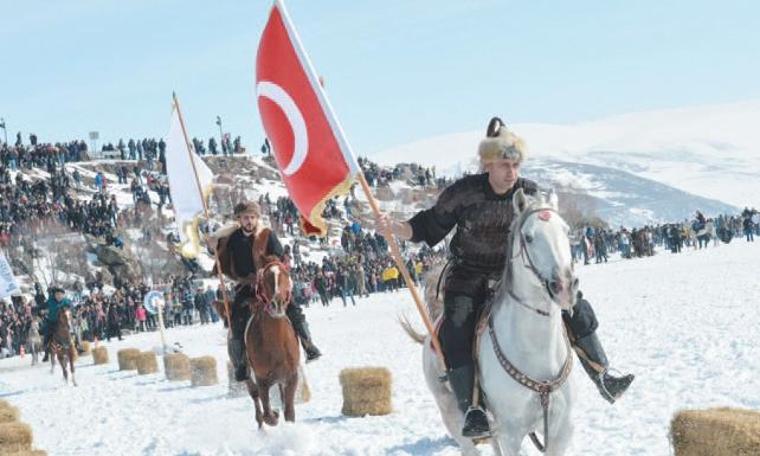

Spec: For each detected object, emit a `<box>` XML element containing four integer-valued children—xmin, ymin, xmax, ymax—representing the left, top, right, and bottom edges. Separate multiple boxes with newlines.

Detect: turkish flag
<box><xmin>256</xmin><ymin>0</ymin><xmax>359</xmax><ymax>236</ymax></box>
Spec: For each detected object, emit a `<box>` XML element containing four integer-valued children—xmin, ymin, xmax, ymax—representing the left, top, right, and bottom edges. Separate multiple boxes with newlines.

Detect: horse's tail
<box><xmin>398</xmin><ymin>314</ymin><xmax>426</xmax><ymax>345</ymax></box>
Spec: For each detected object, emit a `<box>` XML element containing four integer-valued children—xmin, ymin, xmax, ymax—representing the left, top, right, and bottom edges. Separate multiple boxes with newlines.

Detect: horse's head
<box><xmin>255</xmin><ymin>257</ymin><xmax>293</xmax><ymax>318</ymax></box>
<box><xmin>507</xmin><ymin>189</ymin><xmax>578</xmax><ymax>311</ymax></box>
<box><xmin>57</xmin><ymin>306</ymin><xmax>72</xmax><ymax>331</ymax></box>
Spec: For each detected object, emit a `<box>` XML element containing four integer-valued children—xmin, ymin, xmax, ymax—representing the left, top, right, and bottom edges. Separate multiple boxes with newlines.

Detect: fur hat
<box><xmin>478</xmin><ymin>116</ymin><xmax>527</xmax><ymax>164</ymax></box>
<box><xmin>233</xmin><ymin>201</ymin><xmax>261</xmax><ymax>218</ymax></box>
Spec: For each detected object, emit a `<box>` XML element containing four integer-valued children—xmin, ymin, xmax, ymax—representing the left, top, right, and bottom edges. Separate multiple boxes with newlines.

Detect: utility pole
<box><xmin>215</xmin><ymin>116</ymin><xmax>224</xmax><ymax>154</ymax></box>
<box><xmin>0</xmin><ymin>118</ymin><xmax>7</xmax><ymax>145</ymax></box>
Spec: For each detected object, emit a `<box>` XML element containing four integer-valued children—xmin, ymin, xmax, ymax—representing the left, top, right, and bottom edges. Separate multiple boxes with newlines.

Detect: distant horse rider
<box><xmin>41</xmin><ymin>287</ymin><xmax>72</xmax><ymax>362</ymax></box>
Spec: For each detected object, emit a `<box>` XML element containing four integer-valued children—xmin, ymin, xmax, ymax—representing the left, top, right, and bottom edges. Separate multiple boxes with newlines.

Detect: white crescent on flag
<box><xmin>255</xmin><ymin>0</ymin><xmax>359</xmax><ymax>236</ymax></box>
<box><xmin>256</xmin><ymin>81</ymin><xmax>309</xmax><ymax>176</ymax></box>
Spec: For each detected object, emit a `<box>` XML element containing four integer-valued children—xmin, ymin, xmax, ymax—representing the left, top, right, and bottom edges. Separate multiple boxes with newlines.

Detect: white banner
<box><xmin>0</xmin><ymin>253</ymin><xmax>20</xmax><ymax>297</ymax></box>
<box><xmin>165</xmin><ymin>102</ymin><xmax>214</xmax><ymax>258</ymax></box>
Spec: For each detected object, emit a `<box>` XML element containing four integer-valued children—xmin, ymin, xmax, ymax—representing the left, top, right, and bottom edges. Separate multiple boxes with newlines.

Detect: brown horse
<box><xmin>244</xmin><ymin>257</ymin><xmax>300</xmax><ymax>428</ymax></box>
<box><xmin>49</xmin><ymin>307</ymin><xmax>77</xmax><ymax>386</ymax></box>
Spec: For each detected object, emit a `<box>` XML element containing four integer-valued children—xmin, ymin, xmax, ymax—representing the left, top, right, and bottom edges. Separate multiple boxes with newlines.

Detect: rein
<box><xmin>253</xmin><ymin>259</ymin><xmax>291</xmax><ymax>318</ymax></box>
<box><xmin>489</xmin><ymin>203</ymin><xmax>573</xmax><ymax>453</ymax></box>
<box><xmin>500</xmin><ymin>206</ymin><xmax>562</xmax><ymax>317</ymax></box>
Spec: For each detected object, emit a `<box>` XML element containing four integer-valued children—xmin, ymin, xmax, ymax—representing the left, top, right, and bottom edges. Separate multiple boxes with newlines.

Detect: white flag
<box><xmin>165</xmin><ymin>103</ymin><xmax>214</xmax><ymax>258</ymax></box>
<box><xmin>0</xmin><ymin>253</ymin><xmax>20</xmax><ymax>297</ymax></box>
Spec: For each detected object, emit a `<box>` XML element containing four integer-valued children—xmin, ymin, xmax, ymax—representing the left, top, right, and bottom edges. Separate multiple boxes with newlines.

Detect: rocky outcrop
<box><xmin>92</xmin><ymin>243</ymin><xmax>142</xmax><ymax>284</ymax></box>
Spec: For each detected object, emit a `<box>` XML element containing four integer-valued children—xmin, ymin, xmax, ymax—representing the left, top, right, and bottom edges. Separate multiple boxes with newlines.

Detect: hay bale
<box><xmin>671</xmin><ymin>407</ymin><xmax>760</xmax><ymax>456</ymax></box>
<box><xmin>164</xmin><ymin>353</ymin><xmax>191</xmax><ymax>381</ymax></box>
<box><xmin>0</xmin><ymin>401</ymin><xmax>19</xmax><ymax>423</ymax></box>
<box><xmin>80</xmin><ymin>340</ymin><xmax>91</xmax><ymax>355</ymax></box>
<box><xmin>3</xmin><ymin>450</ymin><xmax>47</xmax><ymax>456</ymax></box>
<box><xmin>339</xmin><ymin>367</ymin><xmax>392</xmax><ymax>417</ymax></box>
<box><xmin>190</xmin><ymin>356</ymin><xmax>218</xmax><ymax>387</ymax></box>
<box><xmin>117</xmin><ymin>348</ymin><xmax>140</xmax><ymax>371</ymax></box>
<box><xmin>92</xmin><ymin>346</ymin><xmax>109</xmax><ymax>365</ymax></box>
<box><xmin>136</xmin><ymin>351</ymin><xmax>158</xmax><ymax>375</ymax></box>
<box><xmin>0</xmin><ymin>422</ymin><xmax>33</xmax><ymax>452</ymax></box>
<box><xmin>227</xmin><ymin>361</ymin><xmax>248</xmax><ymax>397</ymax></box>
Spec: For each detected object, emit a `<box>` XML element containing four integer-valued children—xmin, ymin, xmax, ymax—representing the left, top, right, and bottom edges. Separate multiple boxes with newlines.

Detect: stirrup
<box><xmin>595</xmin><ymin>371</ymin><xmax>615</xmax><ymax>402</ymax></box>
<box><xmin>597</xmin><ymin>367</ymin><xmax>632</xmax><ymax>403</ymax></box>
<box><xmin>462</xmin><ymin>406</ymin><xmax>492</xmax><ymax>438</ymax></box>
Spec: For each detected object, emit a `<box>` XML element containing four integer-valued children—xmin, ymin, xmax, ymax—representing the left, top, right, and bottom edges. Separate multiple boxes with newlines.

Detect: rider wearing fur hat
<box><xmin>377</xmin><ymin>117</ymin><xmax>634</xmax><ymax>438</ymax></box>
<box><xmin>209</xmin><ymin>201</ymin><xmax>322</xmax><ymax>382</ymax></box>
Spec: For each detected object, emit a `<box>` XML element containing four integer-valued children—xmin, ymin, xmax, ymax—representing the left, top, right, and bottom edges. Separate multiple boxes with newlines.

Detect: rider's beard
<box><xmin>241</xmin><ymin>222</ymin><xmax>256</xmax><ymax>235</ymax></box>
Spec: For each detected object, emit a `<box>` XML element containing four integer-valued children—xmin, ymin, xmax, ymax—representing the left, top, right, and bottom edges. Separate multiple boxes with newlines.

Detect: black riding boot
<box><xmin>291</xmin><ymin>318</ymin><xmax>322</xmax><ymax>362</ymax></box>
<box><xmin>287</xmin><ymin>305</ymin><xmax>322</xmax><ymax>362</ymax></box>
<box><xmin>573</xmin><ymin>332</ymin><xmax>634</xmax><ymax>404</ymax></box>
<box><xmin>227</xmin><ymin>300</ymin><xmax>251</xmax><ymax>382</ymax></box>
<box><xmin>448</xmin><ymin>364</ymin><xmax>491</xmax><ymax>438</ymax></box>
<box><xmin>228</xmin><ymin>337</ymin><xmax>249</xmax><ymax>381</ymax></box>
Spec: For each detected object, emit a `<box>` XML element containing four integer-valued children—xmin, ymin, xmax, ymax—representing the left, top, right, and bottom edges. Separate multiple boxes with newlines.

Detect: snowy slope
<box><xmin>374</xmin><ymin>100</ymin><xmax>760</xmax><ymax>222</ymax></box>
<box><xmin>2</xmin><ymin>240</ymin><xmax>759</xmax><ymax>455</ymax></box>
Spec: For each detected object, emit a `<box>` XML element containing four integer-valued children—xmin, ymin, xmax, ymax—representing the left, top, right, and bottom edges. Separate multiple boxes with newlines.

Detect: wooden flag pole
<box><xmin>355</xmin><ymin>172</ymin><xmax>445</xmax><ymax>364</ymax></box>
<box><xmin>171</xmin><ymin>92</ymin><xmax>232</xmax><ymax>333</ymax></box>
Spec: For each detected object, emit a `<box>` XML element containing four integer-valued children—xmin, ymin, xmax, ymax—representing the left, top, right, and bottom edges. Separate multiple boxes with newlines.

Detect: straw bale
<box><xmin>92</xmin><ymin>346</ymin><xmax>109</xmax><ymax>365</ymax></box>
<box><xmin>80</xmin><ymin>340</ymin><xmax>91</xmax><ymax>355</ymax></box>
<box><xmin>339</xmin><ymin>367</ymin><xmax>392</xmax><ymax>417</ymax></box>
<box><xmin>164</xmin><ymin>353</ymin><xmax>191</xmax><ymax>381</ymax></box>
<box><xmin>2</xmin><ymin>450</ymin><xmax>47</xmax><ymax>456</ymax></box>
<box><xmin>117</xmin><ymin>348</ymin><xmax>140</xmax><ymax>371</ymax></box>
<box><xmin>190</xmin><ymin>356</ymin><xmax>218</xmax><ymax>387</ymax></box>
<box><xmin>0</xmin><ymin>402</ymin><xmax>19</xmax><ymax>423</ymax></box>
<box><xmin>0</xmin><ymin>422</ymin><xmax>33</xmax><ymax>452</ymax></box>
<box><xmin>136</xmin><ymin>351</ymin><xmax>159</xmax><ymax>375</ymax></box>
<box><xmin>671</xmin><ymin>407</ymin><xmax>760</xmax><ymax>456</ymax></box>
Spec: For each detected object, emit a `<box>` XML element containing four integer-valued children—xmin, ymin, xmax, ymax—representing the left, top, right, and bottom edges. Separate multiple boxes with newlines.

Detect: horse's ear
<box><xmin>548</xmin><ymin>189</ymin><xmax>559</xmax><ymax>210</ymax></box>
<box><xmin>513</xmin><ymin>188</ymin><xmax>527</xmax><ymax>215</ymax></box>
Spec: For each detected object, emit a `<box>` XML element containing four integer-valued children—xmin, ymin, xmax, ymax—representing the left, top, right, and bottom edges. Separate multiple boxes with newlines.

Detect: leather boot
<box><xmin>447</xmin><ymin>364</ymin><xmax>491</xmax><ymax>438</ymax></box>
<box><xmin>573</xmin><ymin>332</ymin><xmax>634</xmax><ymax>404</ymax></box>
<box><xmin>228</xmin><ymin>337</ymin><xmax>248</xmax><ymax>381</ymax></box>
<box><xmin>291</xmin><ymin>317</ymin><xmax>322</xmax><ymax>362</ymax></box>
<box><xmin>42</xmin><ymin>332</ymin><xmax>51</xmax><ymax>362</ymax></box>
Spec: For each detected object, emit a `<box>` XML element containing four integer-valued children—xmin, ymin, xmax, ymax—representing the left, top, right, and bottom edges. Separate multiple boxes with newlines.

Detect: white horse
<box><xmin>403</xmin><ymin>189</ymin><xmax>578</xmax><ymax>455</ymax></box>
<box><xmin>27</xmin><ymin>318</ymin><xmax>42</xmax><ymax>366</ymax></box>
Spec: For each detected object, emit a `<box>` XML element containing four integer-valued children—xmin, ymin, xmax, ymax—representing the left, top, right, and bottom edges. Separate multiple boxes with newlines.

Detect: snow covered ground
<box><xmin>1</xmin><ymin>240</ymin><xmax>759</xmax><ymax>455</ymax></box>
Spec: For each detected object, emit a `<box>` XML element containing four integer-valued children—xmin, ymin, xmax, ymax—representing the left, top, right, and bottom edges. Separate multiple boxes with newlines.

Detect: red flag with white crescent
<box><xmin>255</xmin><ymin>0</ymin><xmax>359</xmax><ymax>236</ymax></box>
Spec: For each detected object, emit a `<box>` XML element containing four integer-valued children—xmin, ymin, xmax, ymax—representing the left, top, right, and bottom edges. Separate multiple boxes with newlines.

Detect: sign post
<box><xmin>144</xmin><ymin>290</ymin><xmax>168</xmax><ymax>353</ymax></box>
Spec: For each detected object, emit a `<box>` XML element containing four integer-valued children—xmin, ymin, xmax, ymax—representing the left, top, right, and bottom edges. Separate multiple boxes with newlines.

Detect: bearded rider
<box><xmin>377</xmin><ymin>118</ymin><xmax>634</xmax><ymax>438</ymax></box>
<box><xmin>210</xmin><ymin>201</ymin><xmax>322</xmax><ymax>382</ymax></box>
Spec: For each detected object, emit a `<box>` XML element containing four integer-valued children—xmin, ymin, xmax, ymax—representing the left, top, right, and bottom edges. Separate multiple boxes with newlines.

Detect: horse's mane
<box><xmin>260</xmin><ymin>254</ymin><xmax>284</xmax><ymax>267</ymax></box>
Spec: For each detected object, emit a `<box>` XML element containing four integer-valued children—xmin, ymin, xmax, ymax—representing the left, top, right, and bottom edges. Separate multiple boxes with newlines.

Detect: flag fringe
<box><xmin>302</xmin><ymin>172</ymin><xmax>357</xmax><ymax>237</ymax></box>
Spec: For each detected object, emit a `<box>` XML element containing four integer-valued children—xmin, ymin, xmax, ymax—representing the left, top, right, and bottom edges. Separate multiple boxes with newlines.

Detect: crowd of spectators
<box><xmin>1</xmin><ymin>132</ymin><xmax>759</xmax><ymax>359</ymax></box>
<box><xmin>571</xmin><ymin>209</ymin><xmax>759</xmax><ymax>265</ymax></box>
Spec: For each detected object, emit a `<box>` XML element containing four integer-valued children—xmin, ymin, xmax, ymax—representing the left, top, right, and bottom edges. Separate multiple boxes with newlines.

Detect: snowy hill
<box><xmin>374</xmin><ymin>100</ymin><xmax>760</xmax><ymax>225</ymax></box>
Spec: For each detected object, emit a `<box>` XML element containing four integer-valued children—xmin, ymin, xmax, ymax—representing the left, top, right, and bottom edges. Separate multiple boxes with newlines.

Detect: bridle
<box><xmin>501</xmin><ymin>206</ymin><xmax>570</xmax><ymax>317</ymax></box>
<box><xmin>253</xmin><ymin>259</ymin><xmax>292</xmax><ymax>318</ymax></box>
<box><xmin>488</xmin><ymin>202</ymin><xmax>574</xmax><ymax>453</ymax></box>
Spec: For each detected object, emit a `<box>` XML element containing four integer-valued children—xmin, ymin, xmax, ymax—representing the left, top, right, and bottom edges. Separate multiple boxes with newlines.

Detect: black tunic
<box><xmin>408</xmin><ymin>174</ymin><xmax>538</xmax><ymax>295</ymax></box>
<box><xmin>226</xmin><ymin>228</ymin><xmax>284</xmax><ymax>280</ymax></box>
